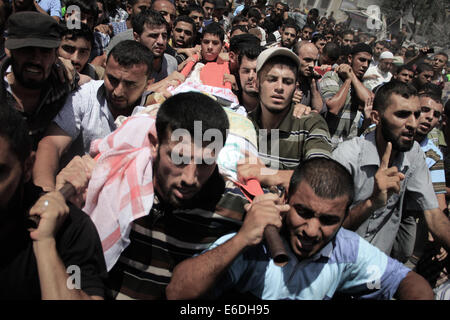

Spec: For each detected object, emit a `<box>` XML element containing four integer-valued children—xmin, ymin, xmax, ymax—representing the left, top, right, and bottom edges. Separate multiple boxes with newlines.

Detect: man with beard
<box><xmin>0</xmin><ymin>105</ymin><xmax>107</xmax><ymax>299</ymax></box>
<box><xmin>264</xmin><ymin>1</ymin><xmax>286</xmax><ymax>34</ymax></box>
<box><xmin>370</xmin><ymin>40</ymin><xmax>387</xmax><ymax>68</ymax></box>
<box><xmin>57</xmin><ymin>92</ymin><xmax>252</xmax><ymax>299</ymax></box>
<box><xmin>412</xmin><ymin>63</ymin><xmax>434</xmax><ymax>92</ymax></box>
<box><xmin>176</xmin><ymin>0</ymin><xmax>189</xmax><ymax>16</ymax></box>
<box><xmin>0</xmin><ymin>12</ymin><xmax>78</xmax><ymax>150</ymax></box>
<box><xmin>167</xmin><ymin>157</ymin><xmax>434</xmax><ymax>300</ymax></box>
<box><xmin>332</xmin><ymin>81</ymin><xmax>450</xmax><ymax>257</ymax></box>
<box><xmin>363</xmin><ymin>51</ymin><xmax>394</xmax><ymax>92</ymax></box>
<box><xmin>319</xmin><ymin>43</ymin><xmax>373</xmax><ymax>148</ymax></box>
<box><xmin>237</xmin><ymin>47</ymin><xmax>332</xmax><ymax>191</ymax></box>
<box><xmin>33</xmin><ymin>41</ymin><xmax>153</xmax><ymax>191</ymax></box>
<box><xmin>279</xmin><ymin>21</ymin><xmax>299</xmax><ymax>50</ymax></box>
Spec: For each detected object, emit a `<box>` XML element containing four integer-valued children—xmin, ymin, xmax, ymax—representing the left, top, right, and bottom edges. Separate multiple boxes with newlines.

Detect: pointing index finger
<box><xmin>381</xmin><ymin>142</ymin><xmax>392</xmax><ymax>169</ymax></box>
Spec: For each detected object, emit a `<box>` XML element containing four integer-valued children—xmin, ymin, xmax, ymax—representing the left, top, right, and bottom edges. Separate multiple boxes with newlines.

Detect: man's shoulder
<box><xmin>329</xmin><ymin>228</ymin><xmax>363</xmax><ymax>264</ymax></box>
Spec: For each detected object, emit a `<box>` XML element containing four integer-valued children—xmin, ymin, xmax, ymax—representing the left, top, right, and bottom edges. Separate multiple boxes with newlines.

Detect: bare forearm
<box><xmin>33</xmin><ymin>239</ymin><xmax>100</xmax><ymax>300</ymax></box>
<box><xmin>343</xmin><ymin>198</ymin><xmax>376</xmax><ymax>231</ymax></box>
<box><xmin>310</xmin><ymin>81</ymin><xmax>324</xmax><ymax>112</ymax></box>
<box><xmin>351</xmin><ymin>75</ymin><xmax>372</xmax><ymax>103</ymax></box>
<box><xmin>395</xmin><ymin>271</ymin><xmax>434</xmax><ymax>300</ymax></box>
<box><xmin>33</xmin><ymin>142</ymin><xmax>63</xmax><ymax>191</ymax></box>
<box><xmin>166</xmin><ymin>234</ymin><xmax>247</xmax><ymax>300</ymax></box>
<box><xmin>326</xmin><ymin>79</ymin><xmax>351</xmax><ymax>115</ymax></box>
<box><xmin>424</xmin><ymin>208</ymin><xmax>450</xmax><ymax>250</ymax></box>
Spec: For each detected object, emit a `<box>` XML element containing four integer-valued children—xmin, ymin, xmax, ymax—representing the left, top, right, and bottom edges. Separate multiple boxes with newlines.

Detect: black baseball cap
<box><xmin>5</xmin><ymin>12</ymin><xmax>64</xmax><ymax>50</ymax></box>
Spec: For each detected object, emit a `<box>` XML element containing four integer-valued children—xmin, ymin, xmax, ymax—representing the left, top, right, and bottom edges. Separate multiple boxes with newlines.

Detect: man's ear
<box><xmin>148</xmin><ymin>133</ymin><xmax>159</xmax><ymax>159</ymax></box>
<box><xmin>347</xmin><ymin>54</ymin><xmax>353</xmax><ymax>65</ymax></box>
<box><xmin>23</xmin><ymin>151</ymin><xmax>35</xmax><ymax>183</ymax></box>
<box><xmin>126</xmin><ymin>4</ymin><xmax>133</xmax><ymax>15</ymax></box>
<box><xmin>133</xmin><ymin>31</ymin><xmax>140</xmax><ymax>42</ymax></box>
<box><xmin>371</xmin><ymin>109</ymin><xmax>380</xmax><ymax>126</ymax></box>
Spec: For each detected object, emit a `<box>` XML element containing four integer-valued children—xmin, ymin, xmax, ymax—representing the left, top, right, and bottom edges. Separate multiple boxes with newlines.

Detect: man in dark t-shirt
<box><xmin>0</xmin><ymin>105</ymin><xmax>107</xmax><ymax>300</ymax></box>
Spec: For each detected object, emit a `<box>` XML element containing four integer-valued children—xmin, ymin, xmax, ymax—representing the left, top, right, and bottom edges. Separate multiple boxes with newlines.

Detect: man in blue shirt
<box><xmin>166</xmin><ymin>157</ymin><xmax>433</xmax><ymax>300</ymax></box>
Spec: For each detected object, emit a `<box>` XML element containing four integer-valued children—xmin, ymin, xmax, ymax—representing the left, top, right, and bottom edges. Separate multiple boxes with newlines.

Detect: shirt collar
<box><xmin>248</xmin><ymin>104</ymin><xmax>294</xmax><ymax>133</ymax></box>
<box><xmin>360</xmin><ymin>129</ymin><xmax>410</xmax><ymax>169</ymax></box>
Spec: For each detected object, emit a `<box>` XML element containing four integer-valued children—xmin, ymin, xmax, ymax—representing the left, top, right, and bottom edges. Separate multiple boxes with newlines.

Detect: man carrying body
<box><xmin>319</xmin><ymin>43</ymin><xmax>373</xmax><ymax>148</ymax></box>
<box><xmin>332</xmin><ymin>81</ymin><xmax>450</xmax><ymax>258</ymax></box>
<box><xmin>293</xmin><ymin>41</ymin><xmax>323</xmax><ymax>113</ymax></box>
<box><xmin>167</xmin><ymin>157</ymin><xmax>434</xmax><ymax>300</ymax></box>
<box><xmin>0</xmin><ymin>105</ymin><xmax>107</xmax><ymax>300</ymax></box>
<box><xmin>237</xmin><ymin>47</ymin><xmax>332</xmax><ymax>191</ymax></box>
<box><xmin>171</xmin><ymin>15</ymin><xmax>198</xmax><ymax>65</ymax></box>
<box><xmin>33</xmin><ymin>41</ymin><xmax>153</xmax><ymax>191</ymax></box>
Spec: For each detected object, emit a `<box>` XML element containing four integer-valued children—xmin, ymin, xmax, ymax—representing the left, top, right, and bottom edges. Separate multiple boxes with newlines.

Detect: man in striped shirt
<box><xmin>318</xmin><ymin>43</ymin><xmax>373</xmax><ymax>149</ymax></box>
<box><xmin>239</xmin><ymin>47</ymin><xmax>332</xmax><ymax>191</ymax></box>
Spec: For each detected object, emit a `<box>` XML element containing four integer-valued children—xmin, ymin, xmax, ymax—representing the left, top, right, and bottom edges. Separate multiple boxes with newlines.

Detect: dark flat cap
<box><xmin>5</xmin><ymin>12</ymin><xmax>64</xmax><ymax>50</ymax></box>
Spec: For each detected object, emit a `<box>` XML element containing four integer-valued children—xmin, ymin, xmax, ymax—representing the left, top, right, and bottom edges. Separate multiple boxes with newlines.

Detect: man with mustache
<box><xmin>33</xmin><ymin>41</ymin><xmax>153</xmax><ymax>191</ymax></box>
<box><xmin>332</xmin><ymin>81</ymin><xmax>450</xmax><ymax>260</ymax></box>
<box><xmin>167</xmin><ymin>157</ymin><xmax>434</xmax><ymax>300</ymax></box>
<box><xmin>0</xmin><ymin>12</ymin><xmax>79</xmax><ymax>150</ymax></box>
<box><xmin>319</xmin><ymin>43</ymin><xmax>373</xmax><ymax>148</ymax></box>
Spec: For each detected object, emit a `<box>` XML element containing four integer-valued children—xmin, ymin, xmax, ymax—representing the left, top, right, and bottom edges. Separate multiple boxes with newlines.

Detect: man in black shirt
<box><xmin>0</xmin><ymin>105</ymin><xmax>107</xmax><ymax>300</ymax></box>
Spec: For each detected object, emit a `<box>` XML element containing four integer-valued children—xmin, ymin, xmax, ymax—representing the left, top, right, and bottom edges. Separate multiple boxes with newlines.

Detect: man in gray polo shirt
<box><xmin>332</xmin><ymin>81</ymin><xmax>450</xmax><ymax>257</ymax></box>
<box><xmin>33</xmin><ymin>41</ymin><xmax>153</xmax><ymax>191</ymax></box>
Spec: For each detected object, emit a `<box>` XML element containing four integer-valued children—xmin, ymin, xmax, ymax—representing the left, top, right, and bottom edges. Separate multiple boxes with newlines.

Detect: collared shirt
<box><xmin>150</xmin><ymin>53</ymin><xmax>178</xmax><ymax>83</ymax></box>
<box><xmin>319</xmin><ymin>71</ymin><xmax>362</xmax><ymax>149</ymax></box>
<box><xmin>1</xmin><ymin>58</ymin><xmax>77</xmax><ymax>150</ymax></box>
<box><xmin>247</xmin><ymin>104</ymin><xmax>332</xmax><ymax>170</ymax></box>
<box><xmin>420</xmin><ymin>136</ymin><xmax>446</xmax><ymax>194</ymax></box>
<box><xmin>53</xmin><ymin>80</ymin><xmax>116</xmax><ymax>154</ymax></box>
<box><xmin>207</xmin><ymin>228</ymin><xmax>410</xmax><ymax>300</ymax></box>
<box><xmin>107</xmin><ymin>172</ymin><xmax>251</xmax><ymax>300</ymax></box>
<box><xmin>332</xmin><ymin>130</ymin><xmax>439</xmax><ymax>255</ymax></box>
<box><xmin>36</xmin><ymin>0</ymin><xmax>61</xmax><ymax>17</ymax></box>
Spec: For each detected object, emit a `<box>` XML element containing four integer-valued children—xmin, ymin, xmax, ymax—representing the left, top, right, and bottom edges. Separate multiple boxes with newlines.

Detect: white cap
<box><xmin>379</xmin><ymin>51</ymin><xmax>394</xmax><ymax>60</ymax></box>
<box><xmin>256</xmin><ymin>47</ymin><xmax>300</xmax><ymax>73</ymax></box>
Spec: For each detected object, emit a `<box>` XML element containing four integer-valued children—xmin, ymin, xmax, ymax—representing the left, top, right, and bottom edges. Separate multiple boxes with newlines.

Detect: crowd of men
<box><xmin>0</xmin><ymin>0</ymin><xmax>449</xmax><ymax>301</ymax></box>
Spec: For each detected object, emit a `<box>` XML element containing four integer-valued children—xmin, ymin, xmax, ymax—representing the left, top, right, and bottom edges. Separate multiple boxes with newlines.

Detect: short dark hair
<box><xmin>187</xmin><ymin>3</ymin><xmax>204</xmax><ymax>15</ymax></box>
<box><xmin>230</xmin><ymin>25</ymin><xmax>248</xmax><ymax>36</ymax></box>
<box><xmin>247</xmin><ymin>8</ymin><xmax>261</xmax><ymax>21</ymax></box>
<box><xmin>435</xmin><ymin>52</ymin><xmax>449</xmax><ymax>62</ymax></box>
<box><xmin>396</xmin><ymin>64</ymin><xmax>414</xmax><ymax>75</ymax></box>
<box><xmin>156</xmin><ymin>92</ymin><xmax>229</xmax><ymax>145</ymax></box>
<box><xmin>60</xmin><ymin>22</ymin><xmax>94</xmax><ymax>48</ymax></box>
<box><xmin>418</xmin><ymin>83</ymin><xmax>443</xmax><ymax>104</ymax></box>
<box><xmin>173</xmin><ymin>15</ymin><xmax>196</xmax><ymax>33</ymax></box>
<box><xmin>322</xmin><ymin>41</ymin><xmax>340</xmax><ymax>62</ymax></box>
<box><xmin>202</xmin><ymin>22</ymin><xmax>224</xmax><ymax>42</ymax></box>
<box><xmin>132</xmin><ymin>8</ymin><xmax>169</xmax><ymax>36</ymax></box>
<box><xmin>373</xmin><ymin>80</ymin><xmax>418</xmax><ymax>114</ymax></box>
<box><xmin>231</xmin><ymin>14</ymin><xmax>247</xmax><ymax>27</ymax></box>
<box><xmin>238</xmin><ymin>45</ymin><xmax>261</xmax><ymax>65</ymax></box>
<box><xmin>202</xmin><ymin>0</ymin><xmax>215</xmax><ymax>7</ymax></box>
<box><xmin>415</xmin><ymin>62</ymin><xmax>434</xmax><ymax>74</ymax></box>
<box><xmin>282</xmin><ymin>21</ymin><xmax>299</xmax><ymax>34</ymax></box>
<box><xmin>308</xmin><ymin>8</ymin><xmax>319</xmax><ymax>18</ymax></box>
<box><xmin>229</xmin><ymin>33</ymin><xmax>260</xmax><ymax>54</ymax></box>
<box><xmin>0</xmin><ymin>103</ymin><xmax>31</xmax><ymax>163</ymax></box>
<box><xmin>288</xmin><ymin>157</ymin><xmax>354</xmax><ymax>209</ymax></box>
<box><xmin>107</xmin><ymin>40</ymin><xmax>154</xmax><ymax>78</ymax></box>
<box><xmin>342</xmin><ymin>29</ymin><xmax>354</xmax><ymax>37</ymax></box>
<box><xmin>302</xmin><ymin>24</ymin><xmax>315</xmax><ymax>31</ymax></box>
<box><xmin>311</xmin><ymin>33</ymin><xmax>326</xmax><ymax>44</ymax></box>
